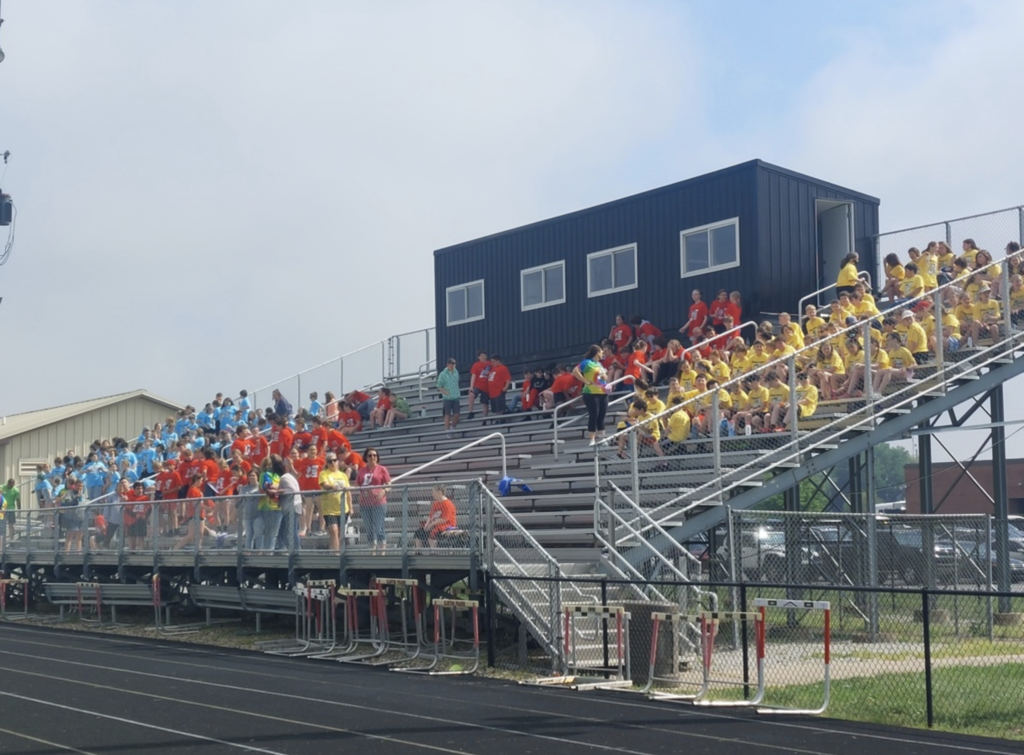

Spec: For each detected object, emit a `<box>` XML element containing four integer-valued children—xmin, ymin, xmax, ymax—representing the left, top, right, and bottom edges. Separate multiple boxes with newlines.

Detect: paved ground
<box><xmin>0</xmin><ymin>623</ymin><xmax>1022</xmax><ymax>755</ymax></box>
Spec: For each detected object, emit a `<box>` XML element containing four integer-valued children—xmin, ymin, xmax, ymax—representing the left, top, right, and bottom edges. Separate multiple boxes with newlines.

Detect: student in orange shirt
<box><xmin>336</xmin><ymin>401</ymin><xmax>363</xmax><ymax>433</ymax></box>
<box><xmin>124</xmin><ymin>481</ymin><xmax>152</xmax><ymax>551</ymax></box>
<box><xmin>325</xmin><ymin>425</ymin><xmax>352</xmax><ymax>455</ymax></box>
<box><xmin>608</xmin><ymin>315</ymin><xmax>633</xmax><ymax>355</ymax></box>
<box><xmin>174</xmin><ymin>472</ymin><xmax>212</xmax><ymax>550</ymax></box>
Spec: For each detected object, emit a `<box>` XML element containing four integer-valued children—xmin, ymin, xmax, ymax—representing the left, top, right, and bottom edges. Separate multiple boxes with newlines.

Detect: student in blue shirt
<box><xmin>138</xmin><ymin>440</ymin><xmax>158</xmax><ymax>477</ymax></box>
<box><xmin>115</xmin><ymin>446</ymin><xmax>138</xmax><ymax>473</ymax></box>
<box><xmin>175</xmin><ymin>411</ymin><xmax>191</xmax><ymax>436</ymax></box>
<box><xmin>82</xmin><ymin>453</ymin><xmax>109</xmax><ymax>501</ymax></box>
<box><xmin>308</xmin><ymin>392</ymin><xmax>323</xmax><ymax>418</ymax></box>
<box><xmin>238</xmin><ymin>390</ymin><xmax>252</xmax><ymax>414</ymax></box>
<box><xmin>34</xmin><ymin>471</ymin><xmax>53</xmax><ymax>508</ymax></box>
<box><xmin>197</xmin><ymin>404</ymin><xmax>216</xmax><ymax>433</ymax></box>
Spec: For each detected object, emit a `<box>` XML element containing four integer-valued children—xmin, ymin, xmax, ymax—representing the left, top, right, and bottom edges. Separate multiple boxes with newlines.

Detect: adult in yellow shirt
<box><xmin>318</xmin><ymin>454</ymin><xmax>351</xmax><ymax>551</ymax></box>
<box><xmin>836</xmin><ymin>252</ymin><xmax>861</xmax><ymax>295</ymax></box>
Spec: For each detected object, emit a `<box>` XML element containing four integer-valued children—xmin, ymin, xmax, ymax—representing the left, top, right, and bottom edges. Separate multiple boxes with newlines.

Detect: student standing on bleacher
<box><xmin>836</xmin><ymin>252</ymin><xmax>861</xmax><ymax>296</ymax></box>
<box><xmin>466</xmin><ymin>352</ymin><xmax>491</xmax><ymax>420</ymax></box>
<box><xmin>573</xmin><ymin>345</ymin><xmax>609</xmax><ymax>447</ymax></box>
<box><xmin>437</xmin><ymin>358</ymin><xmax>461</xmax><ymax>437</ymax></box>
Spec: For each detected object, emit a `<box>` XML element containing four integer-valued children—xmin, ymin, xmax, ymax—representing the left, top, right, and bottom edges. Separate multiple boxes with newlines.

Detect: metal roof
<box><xmin>0</xmin><ymin>390</ymin><xmax>184</xmax><ymax>442</ymax></box>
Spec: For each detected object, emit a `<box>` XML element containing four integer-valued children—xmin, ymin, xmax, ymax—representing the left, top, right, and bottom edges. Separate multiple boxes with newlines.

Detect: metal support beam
<box><xmin>991</xmin><ymin>385</ymin><xmax>1012</xmax><ymax>609</ymax></box>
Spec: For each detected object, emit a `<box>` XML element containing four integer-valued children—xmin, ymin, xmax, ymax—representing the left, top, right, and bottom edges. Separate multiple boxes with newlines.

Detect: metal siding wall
<box><xmin>5</xmin><ymin>398</ymin><xmax>179</xmax><ymax>490</ymax></box>
<box><xmin>755</xmin><ymin>166</ymin><xmax>880</xmax><ymax>316</ymax></box>
<box><xmin>436</xmin><ymin>166</ymin><xmax>761</xmax><ymax>369</ymax></box>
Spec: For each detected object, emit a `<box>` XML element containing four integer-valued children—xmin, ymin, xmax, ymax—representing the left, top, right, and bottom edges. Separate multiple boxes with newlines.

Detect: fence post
<box><xmin>339</xmin><ymin>357</ymin><xmax>345</xmax><ymax>396</ymax></box>
<box><xmin>401</xmin><ymin>487</ymin><xmax>410</xmax><ymax>573</ymax></box>
<box><xmin>712</xmin><ymin>392</ymin><xmax>722</xmax><ymax>500</ymax></box>
<box><xmin>601</xmin><ymin>578</ymin><xmax>609</xmax><ymax>678</ymax></box>
<box><xmin>922</xmin><ymin>588</ymin><xmax>934</xmax><ymax>728</ymax></box>
<box><xmin>934</xmin><ymin>289</ymin><xmax>945</xmax><ymax>389</ymax></box>
<box><xmin>740</xmin><ymin>581</ymin><xmax>749</xmax><ymax>698</ymax></box>
<box><xmin>787</xmin><ymin>354</ymin><xmax>798</xmax><ymax>446</ymax></box>
<box><xmin>485</xmin><ymin>571</ymin><xmax>496</xmax><ymax>668</ymax></box>
<box><xmin>297</xmin><ymin>375</ymin><xmax>302</xmax><ymax>413</ymax></box>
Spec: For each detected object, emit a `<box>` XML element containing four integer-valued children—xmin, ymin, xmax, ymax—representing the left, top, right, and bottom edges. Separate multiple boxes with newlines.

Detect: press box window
<box><xmin>587</xmin><ymin>243</ymin><xmax>637</xmax><ymax>297</ymax></box>
<box><xmin>446</xmin><ymin>280</ymin><xmax>485</xmax><ymax>325</ymax></box>
<box><xmin>680</xmin><ymin>218</ymin><xmax>740</xmax><ymax>277</ymax></box>
<box><xmin>521</xmin><ymin>261</ymin><xmax>566</xmax><ymax>311</ymax></box>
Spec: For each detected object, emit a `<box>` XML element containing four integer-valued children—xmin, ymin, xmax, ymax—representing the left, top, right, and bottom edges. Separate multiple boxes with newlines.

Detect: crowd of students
<box><xmin>19</xmin><ymin>386</ymin><xmax>427</xmax><ymax>553</ymax></box>
<box><xmin>566</xmin><ymin>240</ymin><xmax>1024</xmax><ymax>458</ymax></box>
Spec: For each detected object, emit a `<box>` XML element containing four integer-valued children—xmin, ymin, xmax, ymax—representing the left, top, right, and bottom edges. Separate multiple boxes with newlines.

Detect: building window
<box><xmin>446</xmin><ymin>280</ymin><xmax>485</xmax><ymax>325</ymax></box>
<box><xmin>680</xmin><ymin>218</ymin><xmax>740</xmax><ymax>277</ymax></box>
<box><xmin>521</xmin><ymin>261</ymin><xmax>566</xmax><ymax>311</ymax></box>
<box><xmin>587</xmin><ymin>243</ymin><xmax>637</xmax><ymax>297</ymax></box>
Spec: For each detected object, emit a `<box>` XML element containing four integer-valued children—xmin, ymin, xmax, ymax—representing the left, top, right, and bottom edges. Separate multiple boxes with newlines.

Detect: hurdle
<box><xmin>689</xmin><ymin>610</ymin><xmax>765</xmax><ymax>707</ymax></box>
<box><xmin>261</xmin><ymin>580</ymin><xmax>337</xmax><ymax>657</ymax></box>
<box><xmin>330</xmin><ymin>585</ymin><xmax>389</xmax><ymax>664</ymax></box>
<box><xmin>0</xmin><ymin>577</ymin><xmax>30</xmax><ymax>620</ymax></box>
<box><xmin>526</xmin><ymin>604</ymin><xmax>631</xmax><ymax>690</ymax></box>
<box><xmin>753</xmin><ymin>598</ymin><xmax>831</xmax><ymax>716</ymax></box>
<box><xmin>352</xmin><ymin>577</ymin><xmax>425</xmax><ymax>667</ymax></box>
<box><xmin>394</xmin><ymin>597</ymin><xmax>479</xmax><ymax>675</ymax></box>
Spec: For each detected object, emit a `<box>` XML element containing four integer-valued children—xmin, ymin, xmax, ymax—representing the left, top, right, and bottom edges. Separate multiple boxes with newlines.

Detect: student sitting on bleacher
<box><xmin>971</xmin><ymin>284</ymin><xmax>1002</xmax><ymax>343</ymax></box>
<box><xmin>661</xmin><ymin>396</ymin><xmax>692</xmax><ymax>454</ymax></box>
<box><xmin>615</xmin><ymin>398</ymin><xmax>664</xmax><ymax>459</ymax></box>
<box><xmin>874</xmin><ymin>332</ymin><xmax>916</xmax><ymax>394</ymax></box>
<box><xmin>881</xmin><ymin>252</ymin><xmax>906</xmax><ymax>304</ymax></box>
<box><xmin>415</xmin><ymin>485</ymin><xmax>458</xmax><ymax>548</ymax></box>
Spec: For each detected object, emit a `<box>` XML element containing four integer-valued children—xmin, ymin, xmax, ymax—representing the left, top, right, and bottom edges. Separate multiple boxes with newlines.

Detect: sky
<box><xmin>1</xmin><ymin>0</ymin><xmax>1023</xmax><ymax>463</ymax></box>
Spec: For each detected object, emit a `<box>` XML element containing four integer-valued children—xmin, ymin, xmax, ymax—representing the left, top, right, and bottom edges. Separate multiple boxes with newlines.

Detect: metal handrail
<box><xmin>417</xmin><ymin>359</ymin><xmax>437</xmax><ymax>401</ymax></box>
<box><xmin>798</xmin><ymin>271</ymin><xmax>873</xmax><ymax>327</ymax></box>
<box><xmin>390</xmin><ymin>432</ymin><xmax>508</xmax><ymax>483</ymax></box>
<box><xmin>551</xmin><ymin>376</ymin><xmax>630</xmax><ymax>458</ymax></box>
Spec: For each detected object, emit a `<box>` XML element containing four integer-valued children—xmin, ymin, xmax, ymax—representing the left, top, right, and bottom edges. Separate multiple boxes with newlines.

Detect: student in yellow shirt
<box><xmin>726</xmin><ymin>380</ymin><xmax>749</xmax><ymax>432</ymax></box>
<box><xmin>735</xmin><ymin>374</ymin><xmax>769</xmax><ymax>433</ymax></box>
<box><xmin>963</xmin><ymin>273</ymin><xmax>984</xmax><ymax>303</ymax></box>
<box><xmin>764</xmin><ymin>373</ymin><xmax>792</xmax><ymax>432</ymax></box>
<box><xmin>803</xmin><ymin>304</ymin><xmax>827</xmax><ymax>341</ymax></box>
<box><xmin>694</xmin><ymin>379</ymin><xmax>732</xmax><ymax>435</ymax></box>
<box><xmin>850</xmin><ymin>290</ymin><xmax>881</xmax><ymax>321</ymax></box>
<box><xmin>665</xmin><ymin>376</ymin><xmax>686</xmax><ymax>404</ymax></box>
<box><xmin>881</xmin><ymin>252</ymin><xmax>907</xmax><ymax>304</ymax></box>
<box><xmin>682</xmin><ymin>374</ymin><xmax>709</xmax><ymax>418</ymax></box>
<box><xmin>708</xmin><ymin>349</ymin><xmax>732</xmax><ymax>383</ymax></box>
<box><xmin>844</xmin><ymin>338</ymin><xmax>889</xmax><ymax>398</ymax></box>
<box><xmin>1009</xmin><ymin>274</ymin><xmax>1024</xmax><ymax>328</ymax></box>
<box><xmin>953</xmin><ymin>290</ymin><xmax>976</xmax><ymax>336</ymax></box>
<box><xmin>827</xmin><ymin>299</ymin><xmax>855</xmax><ymax>326</ymax></box>
<box><xmin>808</xmin><ymin>341</ymin><xmax>845</xmax><ymax>400</ymax></box>
<box><xmin>974</xmin><ymin>249</ymin><xmax>1002</xmax><ymax>292</ymax></box>
<box><xmin>676</xmin><ymin>361</ymin><xmax>699</xmax><ymax>394</ymax></box>
<box><xmin>971</xmin><ymin>285</ymin><xmax>1002</xmax><ymax>343</ymax></box>
<box><xmin>615</xmin><ymin>398</ymin><xmax>664</xmax><ymax>459</ymax></box>
<box><xmin>779</xmin><ymin>322</ymin><xmax>805</xmax><ymax>352</ymax></box>
<box><xmin>898</xmin><ymin>262</ymin><xmax>925</xmax><ymax>303</ymax></box>
<box><xmin>936</xmin><ymin>241</ymin><xmax>956</xmax><ymax>272</ymax></box>
<box><xmin>921</xmin><ymin>246</ymin><xmax>939</xmax><ymax>291</ymax></box>
<box><xmin>744</xmin><ymin>340</ymin><xmax>773</xmax><ymax>372</ymax></box>
<box><xmin>782</xmin><ymin>372</ymin><xmax>819</xmax><ymax>429</ymax></box>
<box><xmin>836</xmin><ymin>252</ymin><xmax>861</xmax><ymax>295</ymax></box>
<box><xmin>901</xmin><ymin>311</ymin><xmax>930</xmax><ymax>363</ymax></box>
<box><xmin>961</xmin><ymin>238</ymin><xmax>980</xmax><ymax>267</ymax></box>
<box><xmin>854</xmin><ymin>281</ymin><xmax>877</xmax><ymax>309</ymax></box>
<box><xmin>727</xmin><ymin>340</ymin><xmax>749</xmax><ymax>375</ymax></box>
<box><xmin>875</xmin><ymin>332</ymin><xmax>916</xmax><ymax>394</ymax></box>
<box><xmin>662</xmin><ymin>396</ymin><xmax>692</xmax><ymax>453</ymax></box>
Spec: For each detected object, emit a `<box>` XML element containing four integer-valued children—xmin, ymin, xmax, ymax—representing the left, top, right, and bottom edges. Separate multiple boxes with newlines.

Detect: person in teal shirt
<box><xmin>436</xmin><ymin>358</ymin><xmax>461</xmax><ymax>436</ymax></box>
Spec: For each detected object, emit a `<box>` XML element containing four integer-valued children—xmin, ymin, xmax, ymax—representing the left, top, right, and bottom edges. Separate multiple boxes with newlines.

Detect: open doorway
<box><xmin>816</xmin><ymin>200</ymin><xmax>855</xmax><ymax>292</ymax></box>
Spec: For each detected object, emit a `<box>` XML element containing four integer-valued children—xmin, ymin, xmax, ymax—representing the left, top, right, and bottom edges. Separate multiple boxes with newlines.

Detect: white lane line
<box><xmin>0</xmin><ymin>689</ymin><xmax>287</xmax><ymax>754</ymax></box>
<box><xmin>5</xmin><ymin>626</ymin><xmax>1017</xmax><ymax>755</ymax></box>
<box><xmin>0</xmin><ymin>724</ymin><xmax>101</xmax><ymax>754</ymax></box>
<box><xmin>0</xmin><ymin>647</ymin><xmax>831</xmax><ymax>753</ymax></box>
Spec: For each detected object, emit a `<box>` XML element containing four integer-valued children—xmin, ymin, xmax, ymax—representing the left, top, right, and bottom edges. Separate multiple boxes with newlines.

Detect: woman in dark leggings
<box><xmin>573</xmin><ymin>345</ymin><xmax>609</xmax><ymax>447</ymax></box>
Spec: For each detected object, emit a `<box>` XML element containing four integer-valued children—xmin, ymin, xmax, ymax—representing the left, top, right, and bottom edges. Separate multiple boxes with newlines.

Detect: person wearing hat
<box><xmin>971</xmin><ymin>283</ymin><xmax>1002</xmax><ymax>344</ymax></box>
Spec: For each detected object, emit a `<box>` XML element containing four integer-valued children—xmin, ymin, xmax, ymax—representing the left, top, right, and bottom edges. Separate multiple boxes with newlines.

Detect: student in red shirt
<box><xmin>630</xmin><ymin>315</ymin><xmax>662</xmax><ymax>346</ymax></box>
<box><xmin>309</xmin><ymin>417</ymin><xmax>330</xmax><ymax>451</ymax></box>
<box><xmin>174</xmin><ymin>472</ymin><xmax>212</xmax><ymax>550</ymax></box>
<box><xmin>231</xmin><ymin>425</ymin><xmax>256</xmax><ymax>464</ymax></box>
<box><xmin>292</xmin><ymin>417</ymin><xmax>313</xmax><ymax>450</ymax></box>
<box><xmin>541</xmin><ymin>365</ymin><xmax>582</xmax><ymax>410</ymax></box>
<box><xmin>486</xmin><ymin>354</ymin><xmax>512</xmax><ymax>418</ymax></box>
<box><xmin>624</xmin><ymin>340</ymin><xmax>654</xmax><ymax>385</ymax></box>
<box><xmin>369</xmin><ymin>388</ymin><xmax>393</xmax><ymax>429</ymax></box>
<box><xmin>269</xmin><ymin>416</ymin><xmax>294</xmax><ymax>457</ymax></box>
<box><xmin>608</xmin><ymin>315</ymin><xmax>633</xmax><ymax>354</ymax></box>
<box><xmin>293</xmin><ymin>443</ymin><xmax>326</xmax><ymax>536</ymax></box>
<box><xmin>709</xmin><ymin>289</ymin><xmax>731</xmax><ymax>333</ymax></box>
<box><xmin>467</xmin><ymin>352</ymin><xmax>492</xmax><ymax>420</ymax></box>
<box><xmin>152</xmin><ymin>460</ymin><xmax>181</xmax><ymax>535</ymax></box>
<box><xmin>336</xmin><ymin>402</ymin><xmax>363</xmax><ymax>433</ymax></box>
<box><xmin>681</xmin><ymin>289</ymin><xmax>709</xmax><ymax>345</ymax></box>
<box><xmin>325</xmin><ymin>426</ymin><xmax>352</xmax><ymax>455</ymax></box>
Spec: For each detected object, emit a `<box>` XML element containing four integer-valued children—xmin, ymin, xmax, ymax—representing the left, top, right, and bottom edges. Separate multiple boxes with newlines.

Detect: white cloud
<box><xmin>0</xmin><ymin>1</ymin><xmax>702</xmax><ymax>415</ymax></box>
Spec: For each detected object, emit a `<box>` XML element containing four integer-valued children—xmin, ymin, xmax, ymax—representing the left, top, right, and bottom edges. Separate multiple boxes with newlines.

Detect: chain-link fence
<box><xmin>486</xmin><ymin>574</ymin><xmax>1024</xmax><ymax>733</ymax></box>
<box><xmin>248</xmin><ymin>328</ymin><xmax>435</xmax><ymax>415</ymax></box>
<box><xmin>876</xmin><ymin>205</ymin><xmax>1024</xmax><ymax>286</ymax></box>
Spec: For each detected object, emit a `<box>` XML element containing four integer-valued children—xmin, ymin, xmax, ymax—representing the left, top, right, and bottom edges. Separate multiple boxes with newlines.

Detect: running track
<box><xmin>0</xmin><ymin>623</ymin><xmax>1021</xmax><ymax>755</ymax></box>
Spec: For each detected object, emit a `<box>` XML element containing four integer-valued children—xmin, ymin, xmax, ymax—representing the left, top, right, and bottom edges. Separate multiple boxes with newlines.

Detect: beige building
<box><xmin>0</xmin><ymin>390</ymin><xmax>183</xmax><ymax>498</ymax></box>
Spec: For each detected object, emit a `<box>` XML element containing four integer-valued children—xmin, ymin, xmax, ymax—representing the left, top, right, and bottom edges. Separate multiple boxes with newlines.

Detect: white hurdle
<box><xmin>0</xmin><ymin>577</ymin><xmax>30</xmax><ymax>620</ymax></box>
<box><xmin>394</xmin><ymin>597</ymin><xmax>480</xmax><ymax>675</ymax></box>
<box><xmin>642</xmin><ymin>610</ymin><xmax>765</xmax><ymax>705</ymax></box>
<box><xmin>526</xmin><ymin>604</ymin><xmax>632</xmax><ymax>691</ymax></box>
<box><xmin>753</xmin><ymin>598</ymin><xmax>832</xmax><ymax>716</ymax></box>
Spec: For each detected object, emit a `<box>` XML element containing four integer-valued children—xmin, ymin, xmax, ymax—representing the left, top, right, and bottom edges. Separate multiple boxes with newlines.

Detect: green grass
<box><xmin>759</xmin><ymin>663</ymin><xmax>1024</xmax><ymax>739</ymax></box>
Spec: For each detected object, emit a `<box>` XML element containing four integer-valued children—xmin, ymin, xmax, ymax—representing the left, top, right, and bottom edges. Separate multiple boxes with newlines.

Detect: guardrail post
<box><xmin>712</xmin><ymin>392</ymin><xmax>722</xmax><ymax>500</ymax></box>
<box><xmin>553</xmin><ymin>405</ymin><xmax>561</xmax><ymax>460</ymax></box>
<box><xmin>339</xmin><ymin>358</ymin><xmax>345</xmax><ymax>396</ymax></box>
<box><xmin>630</xmin><ymin>432</ymin><xmax>640</xmax><ymax>506</ymax></box>
<box><xmin>934</xmin><ymin>290</ymin><xmax>945</xmax><ymax>388</ymax></box>
<box><xmin>401</xmin><ymin>487</ymin><xmax>410</xmax><ymax>575</ymax></box>
<box><xmin>1002</xmin><ymin>262</ymin><xmax>1012</xmax><ymax>348</ymax></box>
<box><xmin>787</xmin><ymin>354</ymin><xmax>798</xmax><ymax>447</ymax></box>
<box><xmin>297</xmin><ymin>375</ymin><xmax>303</xmax><ymax>413</ymax></box>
